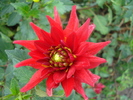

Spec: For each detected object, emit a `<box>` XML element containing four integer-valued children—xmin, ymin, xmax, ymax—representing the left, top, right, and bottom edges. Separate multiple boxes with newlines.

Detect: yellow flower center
<box><xmin>52</xmin><ymin>53</ymin><xmax>62</xmax><ymax>62</ymax></box>
<box><xmin>47</xmin><ymin>45</ymin><xmax>76</xmax><ymax>68</ymax></box>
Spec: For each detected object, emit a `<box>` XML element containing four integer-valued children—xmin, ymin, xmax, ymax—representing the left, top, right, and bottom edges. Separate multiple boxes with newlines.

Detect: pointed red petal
<box><xmin>64</xmin><ymin>5</ymin><xmax>79</xmax><ymax>36</ymax></box>
<box><xmin>37</xmin><ymin>58</ymin><xmax>50</xmax><ymax>66</ymax></box>
<box><xmin>30</xmin><ymin>22</ymin><xmax>45</xmax><ymax>40</ymax></box>
<box><xmin>29</xmin><ymin>50</ymin><xmax>44</xmax><ymax>59</ymax></box>
<box><xmin>87</xmin><ymin>70</ymin><xmax>100</xmax><ymax>84</ymax></box>
<box><xmin>73</xmin><ymin>56</ymin><xmax>90</xmax><ymax>70</ymax></box>
<box><xmin>75</xmin><ymin>69</ymin><xmax>96</xmax><ymax>87</ymax></box>
<box><xmin>75</xmin><ymin>42</ymin><xmax>89</xmax><ymax>55</ymax></box>
<box><xmin>66</xmin><ymin>32</ymin><xmax>79</xmax><ymax>52</ymax></box>
<box><xmin>76</xmin><ymin>18</ymin><xmax>90</xmax><ymax>42</ymax></box>
<box><xmin>87</xmin><ymin>41</ymin><xmax>111</xmax><ymax>55</ymax></box>
<box><xmin>20</xmin><ymin>68</ymin><xmax>50</xmax><ymax>92</ymax></box>
<box><xmin>67</xmin><ymin>66</ymin><xmax>75</xmax><ymax>78</ymax></box>
<box><xmin>46</xmin><ymin>88</ymin><xmax>53</xmax><ymax>96</ymax></box>
<box><xmin>54</xmin><ymin>7</ymin><xmax>62</xmax><ymax>27</ymax></box>
<box><xmin>15</xmin><ymin>58</ymin><xmax>42</xmax><ymax>69</ymax></box>
<box><xmin>61</xmin><ymin>77</ymin><xmax>74</xmax><ymax>97</ymax></box>
<box><xmin>51</xmin><ymin>26</ymin><xmax>64</xmax><ymax>45</ymax></box>
<box><xmin>34</xmin><ymin>40</ymin><xmax>50</xmax><ymax>52</ymax></box>
<box><xmin>46</xmin><ymin>74</ymin><xmax>54</xmax><ymax>89</ymax></box>
<box><xmin>88</xmin><ymin>24</ymin><xmax>95</xmax><ymax>38</ymax></box>
<box><xmin>74</xmin><ymin>78</ymin><xmax>88</xmax><ymax>100</ymax></box>
<box><xmin>13</xmin><ymin>40</ymin><xmax>36</xmax><ymax>51</ymax></box>
<box><xmin>53</xmin><ymin>71</ymin><xmax>66</xmax><ymax>84</ymax></box>
<box><xmin>40</xmin><ymin>29</ymin><xmax>54</xmax><ymax>45</ymax></box>
<box><xmin>88</xmin><ymin>56</ymin><xmax>106</xmax><ymax>69</ymax></box>
<box><xmin>46</xmin><ymin>15</ymin><xmax>62</xmax><ymax>30</ymax></box>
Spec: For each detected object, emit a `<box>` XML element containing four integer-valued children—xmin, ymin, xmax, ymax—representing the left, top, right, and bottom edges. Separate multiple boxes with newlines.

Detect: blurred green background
<box><xmin>0</xmin><ymin>0</ymin><xmax>133</xmax><ymax>100</ymax></box>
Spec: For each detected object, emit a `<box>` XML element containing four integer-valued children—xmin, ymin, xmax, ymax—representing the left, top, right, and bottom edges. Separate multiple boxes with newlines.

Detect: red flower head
<box><xmin>13</xmin><ymin>5</ymin><xmax>110</xmax><ymax>100</ymax></box>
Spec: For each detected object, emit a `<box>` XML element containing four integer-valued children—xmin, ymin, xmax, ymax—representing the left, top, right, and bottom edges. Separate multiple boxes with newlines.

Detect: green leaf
<box><xmin>5</xmin><ymin>48</ymin><xmax>34</xmax><ymax>86</ymax></box>
<box><xmin>10</xmin><ymin>78</ymin><xmax>20</xmax><ymax>95</ymax></box>
<box><xmin>44</xmin><ymin>0</ymin><xmax>73</xmax><ymax>14</ymax></box>
<box><xmin>14</xmin><ymin>20</ymin><xmax>36</xmax><ymax>40</ymax></box>
<box><xmin>0</xmin><ymin>94</ymin><xmax>14</xmax><ymax>100</ymax></box>
<box><xmin>124</xmin><ymin>1</ymin><xmax>133</xmax><ymax>9</ymax></box>
<box><xmin>107</xmin><ymin>6</ymin><xmax>113</xmax><ymax>25</ymax></box>
<box><xmin>28</xmin><ymin>8</ymin><xmax>39</xmax><ymax>18</ymax></box>
<box><xmin>93</xmin><ymin>15</ymin><xmax>109</xmax><ymax>35</ymax></box>
<box><xmin>96</xmin><ymin>0</ymin><xmax>106</xmax><ymax>8</ymax></box>
<box><xmin>111</xmin><ymin>0</ymin><xmax>123</xmax><ymax>15</ymax></box>
<box><xmin>0</xmin><ymin>26</ymin><xmax>14</xmax><ymax>37</ymax></box>
<box><xmin>45</xmin><ymin>0</ymin><xmax>65</xmax><ymax>14</ymax></box>
<box><xmin>7</xmin><ymin>12</ymin><xmax>22</xmax><ymax>26</ymax></box>
<box><xmin>11</xmin><ymin>2</ymin><xmax>30</xmax><ymax>17</ymax></box>
<box><xmin>22</xmin><ymin>94</ymin><xmax>32</xmax><ymax>99</ymax></box>
<box><xmin>0</xmin><ymin>32</ymin><xmax>14</xmax><ymax>61</ymax></box>
<box><xmin>0</xmin><ymin>4</ymin><xmax>14</xmax><ymax>17</ymax></box>
<box><xmin>5</xmin><ymin>48</ymin><xmax>30</xmax><ymax>62</ymax></box>
<box><xmin>0</xmin><ymin>68</ymin><xmax>4</xmax><ymax>80</ymax></box>
<box><xmin>35</xmin><ymin>87</ymin><xmax>47</xmax><ymax>97</ymax></box>
<box><xmin>14</xmin><ymin>66</ymin><xmax>35</xmax><ymax>85</ymax></box>
<box><xmin>124</xmin><ymin>9</ymin><xmax>133</xmax><ymax>18</ymax></box>
<box><xmin>4</xmin><ymin>63</ymin><xmax>15</xmax><ymax>96</ymax></box>
<box><xmin>60</xmin><ymin>0</ymin><xmax>74</xmax><ymax>12</ymax></box>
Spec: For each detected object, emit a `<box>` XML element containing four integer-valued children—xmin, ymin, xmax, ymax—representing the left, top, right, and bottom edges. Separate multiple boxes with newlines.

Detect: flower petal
<box><xmin>87</xmin><ymin>41</ymin><xmax>111</xmax><ymax>55</ymax></box>
<box><xmin>74</xmin><ymin>78</ymin><xmax>88</xmax><ymax>100</ymax></box>
<box><xmin>46</xmin><ymin>88</ymin><xmax>53</xmax><ymax>96</ymax></box>
<box><xmin>61</xmin><ymin>77</ymin><xmax>74</xmax><ymax>97</ymax></box>
<box><xmin>88</xmin><ymin>56</ymin><xmax>106</xmax><ymax>69</ymax></box>
<box><xmin>30</xmin><ymin>22</ymin><xmax>45</xmax><ymax>40</ymax></box>
<box><xmin>54</xmin><ymin>7</ymin><xmax>62</xmax><ymax>27</ymax></box>
<box><xmin>93</xmin><ymin>83</ymin><xmax>105</xmax><ymax>94</ymax></box>
<box><xmin>37</xmin><ymin>58</ymin><xmax>50</xmax><ymax>66</ymax></box>
<box><xmin>88</xmin><ymin>24</ymin><xmax>95</xmax><ymax>38</ymax></box>
<box><xmin>53</xmin><ymin>71</ymin><xmax>66</xmax><ymax>84</ymax></box>
<box><xmin>64</xmin><ymin>5</ymin><xmax>79</xmax><ymax>36</ymax></box>
<box><xmin>46</xmin><ymin>73</ymin><xmax>59</xmax><ymax>89</ymax></box>
<box><xmin>76</xmin><ymin>18</ymin><xmax>90</xmax><ymax>42</ymax></box>
<box><xmin>40</xmin><ymin>29</ymin><xmax>54</xmax><ymax>45</ymax></box>
<box><xmin>34</xmin><ymin>40</ymin><xmax>50</xmax><ymax>52</ymax></box>
<box><xmin>51</xmin><ymin>26</ymin><xmax>64</xmax><ymax>45</ymax></box>
<box><xmin>20</xmin><ymin>68</ymin><xmax>51</xmax><ymax>92</ymax></box>
<box><xmin>46</xmin><ymin>15</ymin><xmax>62</xmax><ymax>31</ymax></box>
<box><xmin>75</xmin><ymin>69</ymin><xmax>96</xmax><ymax>87</ymax></box>
<box><xmin>13</xmin><ymin>40</ymin><xmax>36</xmax><ymax>51</ymax></box>
<box><xmin>73</xmin><ymin>56</ymin><xmax>90</xmax><ymax>70</ymax></box>
<box><xmin>75</xmin><ymin>42</ymin><xmax>89</xmax><ymax>55</ymax></box>
<box><xmin>29</xmin><ymin>50</ymin><xmax>44</xmax><ymax>59</ymax></box>
<box><xmin>66</xmin><ymin>32</ymin><xmax>79</xmax><ymax>52</ymax></box>
<box><xmin>67</xmin><ymin>66</ymin><xmax>75</xmax><ymax>78</ymax></box>
<box><xmin>14</xmin><ymin>58</ymin><xmax>42</xmax><ymax>69</ymax></box>
<box><xmin>87</xmin><ymin>70</ymin><xmax>100</xmax><ymax>84</ymax></box>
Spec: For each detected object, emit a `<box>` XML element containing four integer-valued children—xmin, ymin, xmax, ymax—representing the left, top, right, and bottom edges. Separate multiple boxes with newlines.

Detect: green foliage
<box><xmin>0</xmin><ymin>0</ymin><xmax>133</xmax><ymax>100</ymax></box>
<box><xmin>10</xmin><ymin>78</ymin><xmax>20</xmax><ymax>95</ymax></box>
<box><xmin>11</xmin><ymin>2</ymin><xmax>40</xmax><ymax>18</ymax></box>
<box><xmin>0</xmin><ymin>32</ymin><xmax>13</xmax><ymax>62</ymax></box>
<box><xmin>7</xmin><ymin>12</ymin><xmax>22</xmax><ymax>26</ymax></box>
<box><xmin>5</xmin><ymin>48</ymin><xmax>30</xmax><ymax>61</ymax></box>
<box><xmin>93</xmin><ymin>15</ymin><xmax>109</xmax><ymax>35</ymax></box>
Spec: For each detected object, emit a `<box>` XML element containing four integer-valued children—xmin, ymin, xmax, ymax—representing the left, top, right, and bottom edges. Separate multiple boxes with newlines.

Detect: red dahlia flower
<box><xmin>13</xmin><ymin>6</ymin><xmax>110</xmax><ymax>100</ymax></box>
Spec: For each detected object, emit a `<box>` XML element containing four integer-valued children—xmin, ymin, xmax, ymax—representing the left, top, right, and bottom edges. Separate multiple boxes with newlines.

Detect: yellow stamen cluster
<box><xmin>48</xmin><ymin>45</ymin><xmax>76</xmax><ymax>68</ymax></box>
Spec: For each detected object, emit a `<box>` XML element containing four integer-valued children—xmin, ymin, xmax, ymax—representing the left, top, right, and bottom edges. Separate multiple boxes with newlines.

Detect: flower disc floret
<box><xmin>47</xmin><ymin>45</ymin><xmax>76</xmax><ymax>68</ymax></box>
